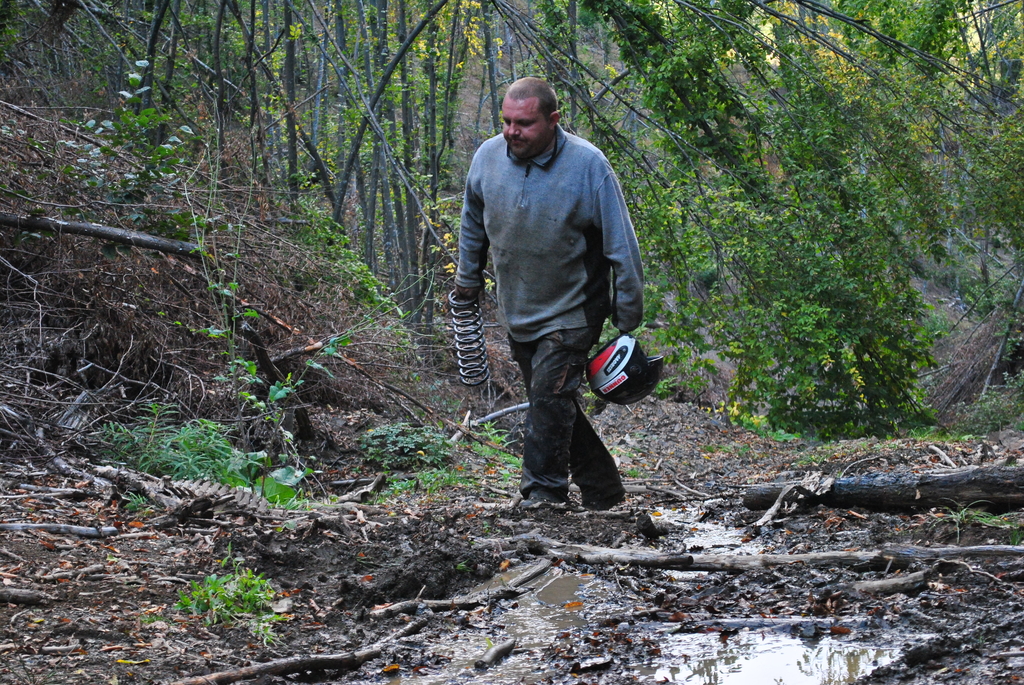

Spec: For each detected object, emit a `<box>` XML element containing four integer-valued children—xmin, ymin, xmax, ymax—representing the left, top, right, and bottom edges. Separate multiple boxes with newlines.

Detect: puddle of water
<box><xmin>387</xmin><ymin>570</ymin><xmax>600</xmax><ymax>684</ymax></box>
<box><xmin>653</xmin><ymin>505</ymin><xmax>760</xmax><ymax>555</ymax></box>
<box><xmin>637</xmin><ymin>630</ymin><xmax>896</xmax><ymax>684</ymax></box>
<box><xmin>386</xmin><ymin>566</ymin><xmax>896</xmax><ymax>685</ymax></box>
<box><xmin>388</xmin><ymin>513</ymin><xmax>895</xmax><ymax>685</ymax></box>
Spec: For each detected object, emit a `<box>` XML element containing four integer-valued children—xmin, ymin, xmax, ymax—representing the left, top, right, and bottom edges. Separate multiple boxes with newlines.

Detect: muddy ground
<box><xmin>3</xmin><ymin>400</ymin><xmax>1024</xmax><ymax>684</ymax></box>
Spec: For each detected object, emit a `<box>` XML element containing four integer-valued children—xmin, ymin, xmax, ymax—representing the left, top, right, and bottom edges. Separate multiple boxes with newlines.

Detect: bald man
<box><xmin>455</xmin><ymin>77</ymin><xmax>644</xmax><ymax>511</ymax></box>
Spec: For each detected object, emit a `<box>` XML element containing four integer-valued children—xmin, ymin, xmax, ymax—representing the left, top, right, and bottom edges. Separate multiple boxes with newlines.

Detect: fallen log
<box><xmin>168</xmin><ymin>618</ymin><xmax>428</xmax><ymax>685</ymax></box>
<box><xmin>369</xmin><ymin>586</ymin><xmax>522</xmax><ymax>619</ymax></box>
<box><xmin>0</xmin><ymin>588</ymin><xmax>52</xmax><ymax>605</ymax></box>
<box><xmin>849</xmin><ymin>569</ymin><xmax>932</xmax><ymax>596</ymax></box>
<box><xmin>0</xmin><ymin>523</ymin><xmax>119</xmax><ymax>538</ymax></box>
<box><xmin>335</xmin><ymin>473</ymin><xmax>387</xmax><ymax>503</ymax></box>
<box><xmin>689</xmin><ymin>544</ymin><xmax>1024</xmax><ymax>573</ymax></box>
<box><xmin>370</xmin><ymin>560</ymin><xmax>552</xmax><ymax>621</ymax></box>
<box><xmin>41</xmin><ymin>563</ymin><xmax>107</xmax><ymax>581</ymax></box>
<box><xmin>0</xmin><ymin>212</ymin><xmax>203</xmax><ymax>259</ymax></box>
<box><xmin>168</xmin><ymin>647</ymin><xmax>380</xmax><ymax>685</ymax></box>
<box><xmin>754</xmin><ymin>473</ymin><xmax>835</xmax><ymax>528</ymax></box>
<box><xmin>743</xmin><ymin>466</ymin><xmax>1024</xmax><ymax>511</ymax></box>
<box><xmin>518</xmin><ymin>534</ymin><xmax>1024</xmax><ymax>573</ymax></box>
<box><xmin>672</xmin><ymin>617</ymin><xmax>869</xmax><ymax>634</ymax></box>
<box><xmin>507</xmin><ymin>559</ymin><xmax>553</xmax><ymax>588</ymax></box>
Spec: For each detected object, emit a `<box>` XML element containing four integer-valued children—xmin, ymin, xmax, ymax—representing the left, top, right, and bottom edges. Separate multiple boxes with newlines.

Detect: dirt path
<box><xmin>3</xmin><ymin>400</ymin><xmax>1024</xmax><ymax>684</ymax></box>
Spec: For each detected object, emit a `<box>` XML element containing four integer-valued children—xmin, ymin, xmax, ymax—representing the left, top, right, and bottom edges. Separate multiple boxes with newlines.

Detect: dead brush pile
<box><xmin>0</xmin><ymin>101</ymin><xmax>453</xmax><ymax>473</ymax></box>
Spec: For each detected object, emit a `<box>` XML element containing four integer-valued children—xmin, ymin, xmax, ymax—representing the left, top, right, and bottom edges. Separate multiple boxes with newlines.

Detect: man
<box><xmin>455</xmin><ymin>77</ymin><xmax>644</xmax><ymax>510</ymax></box>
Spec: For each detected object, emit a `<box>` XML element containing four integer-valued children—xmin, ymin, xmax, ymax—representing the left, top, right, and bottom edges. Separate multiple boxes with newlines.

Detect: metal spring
<box><xmin>448</xmin><ymin>290</ymin><xmax>490</xmax><ymax>386</ymax></box>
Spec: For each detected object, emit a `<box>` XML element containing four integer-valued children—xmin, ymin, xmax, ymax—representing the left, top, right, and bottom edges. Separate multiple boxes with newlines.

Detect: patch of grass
<box><xmin>937</xmin><ymin>504</ymin><xmax>1024</xmax><ymax>544</ymax></box>
<box><xmin>950</xmin><ymin>374</ymin><xmax>1024</xmax><ymax>435</ymax></box>
<box><xmin>100</xmin><ymin>403</ymin><xmax>264</xmax><ymax>485</ymax></box>
<box><xmin>469</xmin><ymin>424</ymin><xmax>523</xmax><ymax>484</ymax></box>
<box><xmin>794</xmin><ymin>451</ymin><xmax>832</xmax><ymax>467</ymax></box>
<box><xmin>375</xmin><ymin>468</ymin><xmax>476</xmax><ymax>501</ymax></box>
<box><xmin>101</xmin><ymin>404</ymin><xmax>312</xmax><ymax>504</ymax></box>
<box><xmin>490</xmin><ymin>452</ymin><xmax>523</xmax><ymax>484</ymax></box>
<box><xmin>921</xmin><ymin>308</ymin><xmax>953</xmax><ymax>341</ymax></box>
<box><xmin>122</xmin><ymin>492</ymin><xmax>153</xmax><ymax>515</ymax></box>
<box><xmin>906</xmin><ymin>426</ymin><xmax>968</xmax><ymax>441</ymax></box>
<box><xmin>176</xmin><ymin>557</ymin><xmax>284</xmax><ymax>644</ymax></box>
<box><xmin>359</xmin><ymin>422</ymin><xmax>452</xmax><ymax>470</ymax></box>
<box><xmin>469</xmin><ymin>423</ymin><xmax>511</xmax><ymax>458</ymax></box>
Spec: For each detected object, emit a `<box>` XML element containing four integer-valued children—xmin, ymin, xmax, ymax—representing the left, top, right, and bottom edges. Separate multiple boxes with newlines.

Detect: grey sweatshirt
<box><xmin>456</xmin><ymin>127</ymin><xmax>644</xmax><ymax>342</ymax></box>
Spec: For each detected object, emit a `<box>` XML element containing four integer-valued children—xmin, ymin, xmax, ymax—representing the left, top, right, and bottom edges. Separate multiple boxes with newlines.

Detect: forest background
<box><xmin>1</xmin><ymin>0</ymin><xmax>1024</xmax><ymax>447</ymax></box>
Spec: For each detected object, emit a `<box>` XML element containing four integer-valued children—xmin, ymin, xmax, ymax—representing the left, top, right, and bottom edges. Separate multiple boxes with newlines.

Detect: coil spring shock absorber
<box><xmin>449</xmin><ymin>290</ymin><xmax>490</xmax><ymax>386</ymax></box>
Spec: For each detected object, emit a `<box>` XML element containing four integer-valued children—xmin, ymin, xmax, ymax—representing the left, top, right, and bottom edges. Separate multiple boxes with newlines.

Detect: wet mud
<box><xmin>3</xmin><ymin>400</ymin><xmax>1024</xmax><ymax>684</ymax></box>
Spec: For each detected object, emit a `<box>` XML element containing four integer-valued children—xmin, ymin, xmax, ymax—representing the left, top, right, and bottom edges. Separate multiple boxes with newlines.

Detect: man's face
<box><xmin>502</xmin><ymin>96</ymin><xmax>560</xmax><ymax>160</ymax></box>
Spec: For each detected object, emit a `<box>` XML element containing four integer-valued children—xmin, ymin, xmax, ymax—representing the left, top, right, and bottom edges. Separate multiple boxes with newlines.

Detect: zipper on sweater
<box><xmin>519</xmin><ymin>163</ymin><xmax>530</xmax><ymax>208</ymax></box>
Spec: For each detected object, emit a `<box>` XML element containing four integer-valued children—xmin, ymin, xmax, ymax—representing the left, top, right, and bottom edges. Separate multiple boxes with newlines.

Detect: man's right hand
<box><xmin>454</xmin><ymin>285</ymin><xmax>481</xmax><ymax>303</ymax></box>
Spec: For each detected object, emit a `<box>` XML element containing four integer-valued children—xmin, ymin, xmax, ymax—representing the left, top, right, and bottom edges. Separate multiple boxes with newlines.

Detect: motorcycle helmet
<box><xmin>586</xmin><ymin>334</ymin><xmax>664</xmax><ymax>405</ymax></box>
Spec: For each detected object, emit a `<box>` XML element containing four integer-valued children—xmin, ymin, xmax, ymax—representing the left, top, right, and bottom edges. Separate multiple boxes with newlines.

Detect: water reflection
<box><xmin>642</xmin><ymin>630</ymin><xmax>895</xmax><ymax>684</ymax></box>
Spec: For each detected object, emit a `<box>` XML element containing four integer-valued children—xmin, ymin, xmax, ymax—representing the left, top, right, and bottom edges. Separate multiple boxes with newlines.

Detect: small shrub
<box><xmin>359</xmin><ymin>422</ymin><xmax>452</xmax><ymax>470</ymax></box>
<box><xmin>375</xmin><ymin>468</ymin><xmax>475</xmax><ymax>501</ymax></box>
<box><xmin>123</xmin><ymin>492</ymin><xmax>152</xmax><ymax>514</ymax></box>
<box><xmin>176</xmin><ymin>558</ymin><xmax>283</xmax><ymax>643</ymax></box>
<box><xmin>100</xmin><ymin>403</ymin><xmax>264</xmax><ymax>485</ymax></box>
<box><xmin>951</xmin><ymin>374</ymin><xmax>1024</xmax><ymax>435</ymax></box>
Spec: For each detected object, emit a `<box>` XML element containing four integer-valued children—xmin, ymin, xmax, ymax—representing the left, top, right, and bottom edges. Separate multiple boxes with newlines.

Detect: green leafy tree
<box><xmin>581</xmin><ymin>0</ymin><xmax>960</xmax><ymax>436</ymax></box>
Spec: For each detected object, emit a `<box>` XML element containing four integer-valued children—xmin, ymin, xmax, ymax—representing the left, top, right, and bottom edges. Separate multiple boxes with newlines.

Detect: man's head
<box><xmin>502</xmin><ymin>77</ymin><xmax>560</xmax><ymax>160</ymax></box>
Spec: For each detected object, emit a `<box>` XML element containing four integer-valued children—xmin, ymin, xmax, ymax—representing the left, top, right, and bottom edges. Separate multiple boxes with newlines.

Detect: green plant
<box><xmin>951</xmin><ymin>373</ymin><xmax>1024</xmax><ymax>435</ymax></box>
<box><xmin>101</xmin><ymin>405</ymin><xmax>308</xmax><ymax>504</ymax></box>
<box><xmin>469</xmin><ymin>423</ymin><xmax>511</xmax><ymax>460</ymax></box>
<box><xmin>69</xmin><ymin>62</ymin><xmax>194</xmax><ymax>217</ymax></box>
<box><xmin>176</xmin><ymin>557</ymin><xmax>284</xmax><ymax>643</ymax></box>
<box><xmin>254</xmin><ymin>465</ymin><xmax>313</xmax><ymax>505</ymax></box>
<box><xmin>359</xmin><ymin>423</ymin><xmax>453</xmax><ymax>471</ymax></box>
<box><xmin>100</xmin><ymin>404</ymin><xmax>264</xmax><ymax>486</ymax></box>
<box><xmin>938</xmin><ymin>503</ymin><xmax>1013</xmax><ymax>543</ymax></box>
<box><xmin>491</xmin><ymin>452</ymin><xmax>523</xmax><ymax>484</ymax></box>
<box><xmin>795</xmin><ymin>451</ymin><xmax>831</xmax><ymax>467</ymax></box>
<box><xmin>470</xmin><ymin>425</ymin><xmax>524</xmax><ymax>483</ymax></box>
<box><xmin>920</xmin><ymin>308</ymin><xmax>953</xmax><ymax>342</ymax></box>
<box><xmin>375</xmin><ymin>468</ymin><xmax>475</xmax><ymax>501</ymax></box>
<box><xmin>123</xmin><ymin>492</ymin><xmax>152</xmax><ymax>514</ymax></box>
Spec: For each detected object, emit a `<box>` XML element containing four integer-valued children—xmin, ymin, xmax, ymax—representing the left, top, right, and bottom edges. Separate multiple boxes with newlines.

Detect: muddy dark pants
<box><xmin>509</xmin><ymin>327</ymin><xmax>626</xmax><ymax>508</ymax></box>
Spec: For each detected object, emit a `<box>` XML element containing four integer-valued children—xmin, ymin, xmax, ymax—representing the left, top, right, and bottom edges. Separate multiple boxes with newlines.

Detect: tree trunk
<box><xmin>329</xmin><ymin>0</ymin><xmax>451</xmax><ymax>224</ymax></box>
<box><xmin>141</xmin><ymin>0</ymin><xmax>173</xmax><ymax>119</ymax></box>
<box><xmin>284</xmin><ymin>0</ymin><xmax>299</xmax><ymax>204</ymax></box>
<box><xmin>156</xmin><ymin>0</ymin><xmax>182</xmax><ymax>145</ymax></box>
<box><xmin>213</xmin><ymin>0</ymin><xmax>230</xmax><ymax>155</ymax></box>
<box><xmin>482</xmin><ymin>0</ymin><xmax>500</xmax><ymax>133</ymax></box>
<box><xmin>743</xmin><ymin>467</ymin><xmax>1024</xmax><ymax>511</ymax></box>
<box><xmin>0</xmin><ymin>213</ymin><xmax>201</xmax><ymax>258</ymax></box>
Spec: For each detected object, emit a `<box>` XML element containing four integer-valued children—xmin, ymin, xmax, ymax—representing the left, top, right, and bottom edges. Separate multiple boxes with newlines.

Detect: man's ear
<box><xmin>548</xmin><ymin>111</ymin><xmax>561</xmax><ymax>126</ymax></box>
